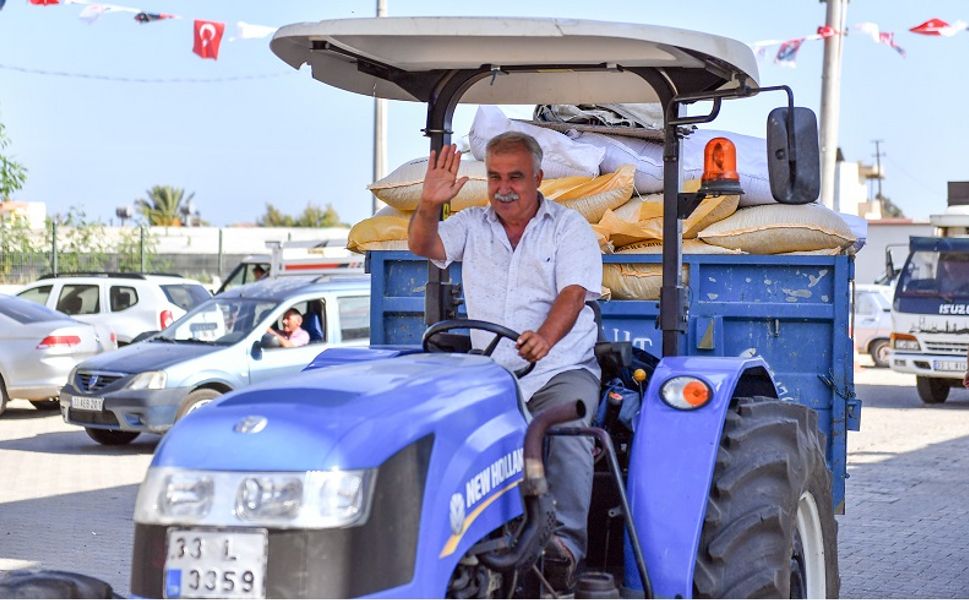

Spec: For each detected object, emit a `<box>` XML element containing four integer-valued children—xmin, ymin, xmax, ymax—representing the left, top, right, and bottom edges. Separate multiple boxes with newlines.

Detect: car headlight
<box><xmin>134</xmin><ymin>467</ymin><xmax>376</xmax><ymax>529</ymax></box>
<box><xmin>67</xmin><ymin>366</ymin><xmax>79</xmax><ymax>387</ymax></box>
<box><xmin>126</xmin><ymin>370</ymin><xmax>168</xmax><ymax>390</ymax></box>
<box><xmin>660</xmin><ymin>376</ymin><xmax>713</xmax><ymax>410</ymax></box>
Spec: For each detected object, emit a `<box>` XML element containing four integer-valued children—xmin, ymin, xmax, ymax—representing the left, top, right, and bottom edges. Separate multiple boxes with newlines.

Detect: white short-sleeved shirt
<box><xmin>432</xmin><ymin>194</ymin><xmax>602</xmax><ymax>401</ymax></box>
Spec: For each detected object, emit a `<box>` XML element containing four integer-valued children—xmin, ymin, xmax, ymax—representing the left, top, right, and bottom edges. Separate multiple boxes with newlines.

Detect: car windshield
<box><xmin>0</xmin><ymin>294</ymin><xmax>70</xmax><ymax>324</ymax></box>
<box><xmin>154</xmin><ymin>297</ymin><xmax>278</xmax><ymax>345</ymax></box>
<box><xmin>897</xmin><ymin>250</ymin><xmax>969</xmax><ymax>300</ymax></box>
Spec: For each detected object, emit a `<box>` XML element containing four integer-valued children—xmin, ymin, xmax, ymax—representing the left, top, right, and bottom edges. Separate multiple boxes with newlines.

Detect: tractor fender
<box><xmin>623</xmin><ymin>355</ymin><xmax>777</xmax><ymax>598</ymax></box>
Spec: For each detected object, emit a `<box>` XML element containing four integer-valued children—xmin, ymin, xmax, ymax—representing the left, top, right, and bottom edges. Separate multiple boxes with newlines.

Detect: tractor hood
<box><xmin>151</xmin><ymin>352</ymin><xmax>522</xmax><ymax>472</ymax></box>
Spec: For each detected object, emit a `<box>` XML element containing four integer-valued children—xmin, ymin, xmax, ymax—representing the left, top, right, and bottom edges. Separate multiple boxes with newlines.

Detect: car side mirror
<box><xmin>251</xmin><ymin>340</ymin><xmax>263</xmax><ymax>360</ymax></box>
<box><xmin>766</xmin><ymin>106</ymin><xmax>820</xmax><ymax>205</ymax></box>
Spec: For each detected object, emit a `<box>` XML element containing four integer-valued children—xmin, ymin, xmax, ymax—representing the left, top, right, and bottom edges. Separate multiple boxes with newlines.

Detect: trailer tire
<box><xmin>916</xmin><ymin>376</ymin><xmax>949</xmax><ymax>404</ymax></box>
<box><xmin>693</xmin><ymin>396</ymin><xmax>839</xmax><ymax>599</ymax></box>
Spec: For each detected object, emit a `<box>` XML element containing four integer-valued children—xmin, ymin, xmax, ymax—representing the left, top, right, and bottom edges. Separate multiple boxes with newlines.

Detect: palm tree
<box><xmin>136</xmin><ymin>185</ymin><xmax>194</xmax><ymax>226</ymax></box>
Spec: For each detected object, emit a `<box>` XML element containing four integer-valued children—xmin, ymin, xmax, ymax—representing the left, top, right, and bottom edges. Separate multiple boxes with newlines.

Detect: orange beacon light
<box><xmin>698</xmin><ymin>136</ymin><xmax>744</xmax><ymax>196</ymax></box>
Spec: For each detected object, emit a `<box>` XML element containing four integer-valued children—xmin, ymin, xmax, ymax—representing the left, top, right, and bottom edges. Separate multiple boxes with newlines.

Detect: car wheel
<box><xmin>175</xmin><ymin>389</ymin><xmax>223</xmax><ymax>420</ymax></box>
<box><xmin>869</xmin><ymin>339</ymin><xmax>891</xmax><ymax>368</ymax></box>
<box><xmin>85</xmin><ymin>428</ymin><xmax>140</xmax><ymax>446</ymax></box>
<box><xmin>30</xmin><ymin>400</ymin><xmax>61</xmax><ymax>411</ymax></box>
<box><xmin>0</xmin><ymin>375</ymin><xmax>8</xmax><ymax>418</ymax></box>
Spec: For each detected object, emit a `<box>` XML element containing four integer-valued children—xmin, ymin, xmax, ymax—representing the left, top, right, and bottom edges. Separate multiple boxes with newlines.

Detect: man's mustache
<box><xmin>494</xmin><ymin>191</ymin><xmax>519</xmax><ymax>203</ymax></box>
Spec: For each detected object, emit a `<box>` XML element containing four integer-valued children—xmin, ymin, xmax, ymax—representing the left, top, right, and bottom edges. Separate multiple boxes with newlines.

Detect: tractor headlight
<box><xmin>660</xmin><ymin>376</ymin><xmax>713</xmax><ymax>410</ymax></box>
<box><xmin>134</xmin><ymin>467</ymin><xmax>376</xmax><ymax>529</ymax></box>
<box><xmin>126</xmin><ymin>370</ymin><xmax>168</xmax><ymax>390</ymax></box>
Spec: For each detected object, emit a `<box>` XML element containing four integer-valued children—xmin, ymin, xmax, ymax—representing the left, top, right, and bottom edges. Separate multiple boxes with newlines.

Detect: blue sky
<box><xmin>1</xmin><ymin>1</ymin><xmax>966</xmax><ymax>226</ymax></box>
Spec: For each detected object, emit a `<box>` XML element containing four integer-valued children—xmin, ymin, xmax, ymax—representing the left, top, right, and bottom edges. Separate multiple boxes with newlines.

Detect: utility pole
<box><xmin>872</xmin><ymin>139</ymin><xmax>884</xmax><ymax>200</ymax></box>
<box><xmin>372</xmin><ymin>0</ymin><xmax>388</xmax><ymax>216</ymax></box>
<box><xmin>819</xmin><ymin>0</ymin><xmax>848</xmax><ymax>211</ymax></box>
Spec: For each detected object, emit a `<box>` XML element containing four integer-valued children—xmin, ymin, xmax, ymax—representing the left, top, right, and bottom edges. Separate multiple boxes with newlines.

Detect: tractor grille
<box><xmin>76</xmin><ymin>371</ymin><xmax>124</xmax><ymax>392</ymax></box>
<box><xmin>924</xmin><ymin>341</ymin><xmax>969</xmax><ymax>355</ymax></box>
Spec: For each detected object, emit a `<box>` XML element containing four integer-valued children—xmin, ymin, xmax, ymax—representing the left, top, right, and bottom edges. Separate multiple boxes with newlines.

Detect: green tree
<box><xmin>48</xmin><ymin>207</ymin><xmax>110</xmax><ymax>272</ymax></box>
<box><xmin>257</xmin><ymin>202</ymin><xmax>295</xmax><ymax>227</ymax></box>
<box><xmin>136</xmin><ymin>185</ymin><xmax>194</xmax><ymax>226</ymax></box>
<box><xmin>257</xmin><ymin>202</ymin><xmax>344</xmax><ymax>227</ymax></box>
<box><xmin>0</xmin><ymin>121</ymin><xmax>27</xmax><ymax>202</ymax></box>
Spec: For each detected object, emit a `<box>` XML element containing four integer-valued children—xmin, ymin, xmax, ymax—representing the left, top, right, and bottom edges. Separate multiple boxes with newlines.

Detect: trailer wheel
<box><xmin>693</xmin><ymin>397</ymin><xmax>839</xmax><ymax>599</ymax></box>
<box><xmin>916</xmin><ymin>376</ymin><xmax>949</xmax><ymax>404</ymax></box>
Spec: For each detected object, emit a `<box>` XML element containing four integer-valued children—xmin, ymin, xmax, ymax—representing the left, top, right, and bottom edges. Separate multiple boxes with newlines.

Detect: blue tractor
<box><xmin>120</xmin><ymin>17</ymin><xmax>853</xmax><ymax>600</ymax></box>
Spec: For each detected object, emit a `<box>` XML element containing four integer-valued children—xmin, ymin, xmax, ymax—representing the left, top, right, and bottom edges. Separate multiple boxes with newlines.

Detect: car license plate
<box><xmin>70</xmin><ymin>396</ymin><xmax>103</xmax><ymax>411</ymax></box>
<box><xmin>164</xmin><ymin>529</ymin><xmax>267</xmax><ymax>599</ymax></box>
<box><xmin>934</xmin><ymin>360</ymin><xmax>967</xmax><ymax>372</ymax></box>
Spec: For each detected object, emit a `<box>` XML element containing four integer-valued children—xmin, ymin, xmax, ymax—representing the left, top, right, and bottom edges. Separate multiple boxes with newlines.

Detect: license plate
<box><xmin>70</xmin><ymin>396</ymin><xmax>103</xmax><ymax>411</ymax></box>
<box><xmin>163</xmin><ymin>529</ymin><xmax>267</xmax><ymax>599</ymax></box>
<box><xmin>934</xmin><ymin>360</ymin><xmax>967</xmax><ymax>372</ymax></box>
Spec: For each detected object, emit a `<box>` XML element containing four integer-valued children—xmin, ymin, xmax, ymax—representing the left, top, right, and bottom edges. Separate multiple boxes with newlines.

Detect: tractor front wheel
<box><xmin>693</xmin><ymin>397</ymin><xmax>839</xmax><ymax>598</ymax></box>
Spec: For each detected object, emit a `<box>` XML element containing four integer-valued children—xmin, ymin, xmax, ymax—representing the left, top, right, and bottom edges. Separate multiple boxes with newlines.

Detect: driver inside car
<box><xmin>408</xmin><ymin>131</ymin><xmax>602</xmax><ymax>593</ymax></box>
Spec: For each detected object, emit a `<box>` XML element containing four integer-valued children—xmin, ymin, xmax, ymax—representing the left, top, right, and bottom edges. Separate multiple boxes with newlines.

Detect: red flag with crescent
<box><xmin>193</xmin><ymin>19</ymin><xmax>225</xmax><ymax>60</ymax></box>
<box><xmin>28</xmin><ymin>0</ymin><xmax>60</xmax><ymax>5</ymax></box>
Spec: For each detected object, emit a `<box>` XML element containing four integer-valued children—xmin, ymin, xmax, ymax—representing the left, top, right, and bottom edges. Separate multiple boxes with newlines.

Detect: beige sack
<box><xmin>369</xmin><ymin>158</ymin><xmax>489</xmax><ymax>212</ymax></box>
<box><xmin>698</xmin><ymin>204</ymin><xmax>856</xmax><ymax>254</ymax></box>
<box><xmin>541</xmin><ymin>165</ymin><xmax>635</xmax><ymax>223</ymax></box>
<box><xmin>347</xmin><ymin>209</ymin><xmax>411</xmax><ymax>254</ymax></box>
<box><xmin>612</xmin><ymin>194</ymin><xmax>662</xmax><ymax>221</ymax></box>
<box><xmin>602</xmin><ymin>240</ymin><xmax>740</xmax><ymax>300</ymax></box>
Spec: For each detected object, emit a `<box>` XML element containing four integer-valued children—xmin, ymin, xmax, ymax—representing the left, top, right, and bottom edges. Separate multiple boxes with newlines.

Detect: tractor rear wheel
<box><xmin>693</xmin><ymin>397</ymin><xmax>839</xmax><ymax>598</ymax></box>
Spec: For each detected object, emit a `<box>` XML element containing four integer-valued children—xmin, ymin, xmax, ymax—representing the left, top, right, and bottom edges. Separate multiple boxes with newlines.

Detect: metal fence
<box><xmin>0</xmin><ymin>223</ymin><xmax>351</xmax><ymax>285</ymax></box>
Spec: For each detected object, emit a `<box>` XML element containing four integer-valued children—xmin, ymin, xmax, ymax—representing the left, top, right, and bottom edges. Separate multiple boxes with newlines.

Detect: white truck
<box><xmin>216</xmin><ymin>238</ymin><xmax>364</xmax><ymax>294</ymax></box>
<box><xmin>890</xmin><ymin>181</ymin><xmax>969</xmax><ymax>403</ymax></box>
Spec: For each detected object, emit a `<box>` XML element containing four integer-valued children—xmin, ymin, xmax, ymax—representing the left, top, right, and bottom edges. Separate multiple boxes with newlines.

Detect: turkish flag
<box><xmin>910</xmin><ymin>18</ymin><xmax>955</xmax><ymax>36</ymax></box>
<box><xmin>28</xmin><ymin>0</ymin><xmax>60</xmax><ymax>5</ymax></box>
<box><xmin>193</xmin><ymin>19</ymin><xmax>225</xmax><ymax>60</ymax></box>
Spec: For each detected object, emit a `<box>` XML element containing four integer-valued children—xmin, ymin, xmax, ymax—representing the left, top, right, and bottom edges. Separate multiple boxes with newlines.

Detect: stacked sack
<box><xmin>348</xmin><ymin>105</ymin><xmax>860</xmax><ymax>301</ymax></box>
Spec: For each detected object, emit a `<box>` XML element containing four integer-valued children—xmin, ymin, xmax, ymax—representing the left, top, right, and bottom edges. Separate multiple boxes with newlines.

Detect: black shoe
<box><xmin>543</xmin><ymin>536</ymin><xmax>578</xmax><ymax>594</ymax></box>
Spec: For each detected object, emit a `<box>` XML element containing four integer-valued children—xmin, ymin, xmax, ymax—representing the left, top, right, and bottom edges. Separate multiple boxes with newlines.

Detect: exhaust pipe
<box><xmin>478</xmin><ymin>400</ymin><xmax>584</xmax><ymax>572</ymax></box>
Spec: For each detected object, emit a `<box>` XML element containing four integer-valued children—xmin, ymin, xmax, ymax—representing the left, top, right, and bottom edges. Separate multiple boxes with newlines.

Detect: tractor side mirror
<box><xmin>766</xmin><ymin>106</ymin><xmax>820</xmax><ymax>205</ymax></box>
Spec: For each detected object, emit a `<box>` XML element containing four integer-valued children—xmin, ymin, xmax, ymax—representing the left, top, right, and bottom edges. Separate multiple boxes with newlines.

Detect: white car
<box><xmin>0</xmin><ymin>294</ymin><xmax>115</xmax><ymax>415</ymax></box>
<box><xmin>17</xmin><ymin>273</ymin><xmax>211</xmax><ymax>345</ymax></box>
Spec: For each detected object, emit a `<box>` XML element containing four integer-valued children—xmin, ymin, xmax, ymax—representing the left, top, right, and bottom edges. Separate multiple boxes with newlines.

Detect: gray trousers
<box><xmin>527</xmin><ymin>368</ymin><xmax>600</xmax><ymax>563</ymax></box>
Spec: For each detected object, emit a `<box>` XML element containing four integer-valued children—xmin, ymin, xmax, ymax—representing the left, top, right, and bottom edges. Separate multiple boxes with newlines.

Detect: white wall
<box><xmin>853</xmin><ymin>220</ymin><xmax>935</xmax><ymax>284</ymax></box>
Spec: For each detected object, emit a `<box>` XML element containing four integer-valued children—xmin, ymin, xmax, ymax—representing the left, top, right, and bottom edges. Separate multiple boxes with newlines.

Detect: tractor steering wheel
<box><xmin>422</xmin><ymin>319</ymin><xmax>536</xmax><ymax>378</ymax></box>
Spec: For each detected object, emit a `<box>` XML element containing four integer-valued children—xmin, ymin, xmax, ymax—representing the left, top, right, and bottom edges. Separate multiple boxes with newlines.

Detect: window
<box><xmin>338</xmin><ymin>296</ymin><xmax>370</xmax><ymax>342</ymax></box>
<box><xmin>56</xmin><ymin>285</ymin><xmax>100</xmax><ymax>315</ymax></box>
<box><xmin>162</xmin><ymin>284</ymin><xmax>211</xmax><ymax>311</ymax></box>
<box><xmin>855</xmin><ymin>293</ymin><xmax>877</xmax><ymax>317</ymax></box>
<box><xmin>17</xmin><ymin>285</ymin><xmax>52</xmax><ymax>306</ymax></box>
<box><xmin>110</xmin><ymin>286</ymin><xmax>139</xmax><ymax>311</ymax></box>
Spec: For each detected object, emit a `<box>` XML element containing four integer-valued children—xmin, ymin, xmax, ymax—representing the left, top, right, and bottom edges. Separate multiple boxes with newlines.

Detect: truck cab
<box><xmin>216</xmin><ymin>238</ymin><xmax>363</xmax><ymax>294</ymax></box>
<box><xmin>890</xmin><ymin>182</ymin><xmax>969</xmax><ymax>403</ymax></box>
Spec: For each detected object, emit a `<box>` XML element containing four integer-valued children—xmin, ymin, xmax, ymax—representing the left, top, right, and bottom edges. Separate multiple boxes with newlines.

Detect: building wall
<box><xmin>853</xmin><ymin>220</ymin><xmax>935</xmax><ymax>285</ymax></box>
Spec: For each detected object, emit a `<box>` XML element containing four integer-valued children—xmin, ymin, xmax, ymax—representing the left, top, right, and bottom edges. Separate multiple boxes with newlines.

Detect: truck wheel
<box><xmin>916</xmin><ymin>376</ymin><xmax>949</xmax><ymax>404</ymax></box>
<box><xmin>85</xmin><ymin>428</ymin><xmax>140</xmax><ymax>446</ymax></box>
<box><xmin>175</xmin><ymin>389</ymin><xmax>223</xmax><ymax>420</ymax></box>
<box><xmin>694</xmin><ymin>397</ymin><xmax>839</xmax><ymax>599</ymax></box>
<box><xmin>869</xmin><ymin>339</ymin><xmax>890</xmax><ymax>368</ymax></box>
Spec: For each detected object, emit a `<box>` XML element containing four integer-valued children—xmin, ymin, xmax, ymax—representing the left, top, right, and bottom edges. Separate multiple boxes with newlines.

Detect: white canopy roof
<box><xmin>270</xmin><ymin>17</ymin><xmax>759</xmax><ymax>105</ymax></box>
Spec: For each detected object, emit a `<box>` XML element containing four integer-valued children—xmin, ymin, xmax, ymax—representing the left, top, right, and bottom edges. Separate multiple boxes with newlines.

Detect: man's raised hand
<box><xmin>420</xmin><ymin>144</ymin><xmax>469</xmax><ymax>209</ymax></box>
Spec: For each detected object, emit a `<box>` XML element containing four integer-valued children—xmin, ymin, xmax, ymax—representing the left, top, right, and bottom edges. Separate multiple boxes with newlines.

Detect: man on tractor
<box><xmin>408</xmin><ymin>131</ymin><xmax>602</xmax><ymax>592</ymax></box>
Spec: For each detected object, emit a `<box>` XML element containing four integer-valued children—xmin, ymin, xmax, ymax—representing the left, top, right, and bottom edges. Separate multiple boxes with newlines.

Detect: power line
<box><xmin>0</xmin><ymin>63</ymin><xmax>295</xmax><ymax>84</ymax></box>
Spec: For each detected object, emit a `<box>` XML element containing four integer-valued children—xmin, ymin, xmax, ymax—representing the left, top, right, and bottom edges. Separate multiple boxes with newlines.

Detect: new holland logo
<box><xmin>233</xmin><ymin>416</ymin><xmax>268</xmax><ymax>434</ymax></box>
<box><xmin>449</xmin><ymin>493</ymin><xmax>465</xmax><ymax>535</ymax></box>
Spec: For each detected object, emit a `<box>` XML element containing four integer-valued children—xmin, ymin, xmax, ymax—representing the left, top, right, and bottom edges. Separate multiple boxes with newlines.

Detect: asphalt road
<box><xmin>0</xmin><ymin>357</ymin><xmax>967</xmax><ymax>598</ymax></box>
